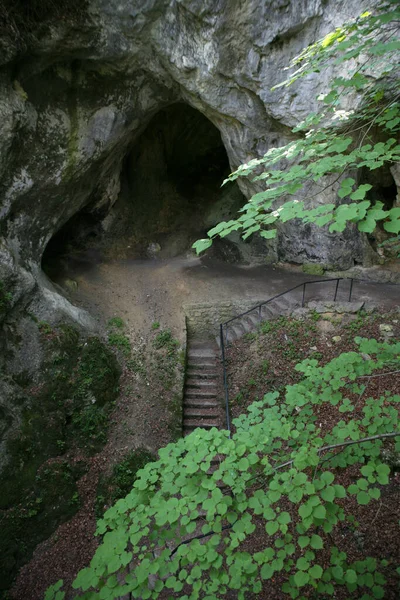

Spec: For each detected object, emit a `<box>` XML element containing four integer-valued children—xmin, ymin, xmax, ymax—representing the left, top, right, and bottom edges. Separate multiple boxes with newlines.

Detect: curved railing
<box><xmin>219</xmin><ymin>276</ymin><xmax>399</xmax><ymax>435</ymax></box>
<box><xmin>166</xmin><ymin>275</ymin><xmax>398</xmax><ymax>561</ymax></box>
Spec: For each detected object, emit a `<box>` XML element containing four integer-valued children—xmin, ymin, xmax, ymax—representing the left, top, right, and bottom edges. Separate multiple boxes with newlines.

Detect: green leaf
<box><xmin>345</xmin><ymin>569</ymin><xmax>358</xmax><ymax>584</ymax></box>
<box><xmin>358</xmin><ymin>215</ymin><xmax>377</xmax><ymax>233</ymax></box>
<box><xmin>350</xmin><ymin>184</ymin><xmax>372</xmax><ymax>200</ymax></box>
<box><xmin>192</xmin><ymin>238</ymin><xmax>212</xmax><ymax>254</ymax></box>
<box><xmin>278</xmin><ymin>512</ymin><xmax>291</xmax><ymax>525</ymax></box>
<box><xmin>320</xmin><ymin>472</ymin><xmax>335</xmax><ymax>485</ymax></box>
<box><xmin>261</xmin><ymin>564</ymin><xmax>274</xmax><ymax>580</ymax></box>
<box><xmin>321</xmin><ymin>486</ymin><xmax>335</xmax><ymax>502</ymax></box>
<box><xmin>266</xmin><ymin>521</ymin><xmax>279</xmax><ymax>536</ymax></box>
<box><xmin>260</xmin><ymin>229</ymin><xmax>277</xmax><ymax>239</ymax></box>
<box><xmin>310</xmin><ymin>534</ymin><xmax>323</xmax><ymax>549</ymax></box>
<box><xmin>332</xmin><ymin>566</ymin><xmax>344</xmax><ymax>580</ymax></box>
<box><xmin>298</xmin><ymin>536</ymin><xmax>310</xmax><ymax>549</ymax></box>
<box><xmin>357</xmin><ymin>491</ymin><xmax>370</xmax><ymax>505</ymax></box>
<box><xmin>333</xmin><ymin>485</ymin><xmax>346</xmax><ymax>498</ymax></box>
<box><xmin>294</xmin><ymin>571</ymin><xmax>310</xmax><ymax>587</ymax></box>
<box><xmin>299</xmin><ymin>503</ymin><xmax>313</xmax><ymax>519</ymax></box>
<box><xmin>309</xmin><ymin>564</ymin><xmax>323</xmax><ymax>579</ymax></box>
<box><xmin>313</xmin><ymin>505</ymin><xmax>326</xmax><ymax>519</ymax></box>
<box><xmin>338</xmin><ymin>178</ymin><xmax>355</xmax><ymax>198</ymax></box>
<box><xmin>296</xmin><ymin>557</ymin><xmax>310</xmax><ymax>571</ymax></box>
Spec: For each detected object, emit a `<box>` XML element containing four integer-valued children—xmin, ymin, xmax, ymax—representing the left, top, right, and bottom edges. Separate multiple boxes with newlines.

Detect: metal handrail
<box><xmin>220</xmin><ymin>276</ymin><xmax>355</xmax><ymax>434</ymax></box>
<box><xmin>220</xmin><ymin>323</ymin><xmax>231</xmax><ymax>437</ymax></box>
<box><xmin>220</xmin><ymin>274</ymin><xmax>399</xmax><ymax>432</ymax></box>
<box><xmin>223</xmin><ymin>277</ymin><xmax>350</xmax><ymax>327</ymax></box>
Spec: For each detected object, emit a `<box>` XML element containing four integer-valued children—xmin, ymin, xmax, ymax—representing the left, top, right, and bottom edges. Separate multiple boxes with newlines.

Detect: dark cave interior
<box><xmin>42</xmin><ymin>103</ymin><xmax>244</xmax><ymax>279</ymax></box>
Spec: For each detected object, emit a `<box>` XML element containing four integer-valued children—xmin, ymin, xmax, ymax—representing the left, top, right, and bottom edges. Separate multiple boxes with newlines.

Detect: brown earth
<box><xmin>9</xmin><ymin>254</ymin><xmax>400</xmax><ymax>600</ymax></box>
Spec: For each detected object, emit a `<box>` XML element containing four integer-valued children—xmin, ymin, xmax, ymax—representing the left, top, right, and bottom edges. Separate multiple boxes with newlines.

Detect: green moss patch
<box><xmin>0</xmin><ymin>279</ymin><xmax>12</xmax><ymax>315</ymax></box>
<box><xmin>1</xmin><ymin>329</ymin><xmax>120</xmax><ymax>508</ymax></box>
<box><xmin>0</xmin><ymin>324</ymin><xmax>120</xmax><ymax>591</ymax></box>
<box><xmin>0</xmin><ymin>459</ymin><xmax>86</xmax><ymax>593</ymax></box>
<box><xmin>95</xmin><ymin>449</ymin><xmax>154</xmax><ymax>518</ymax></box>
<box><xmin>302</xmin><ymin>263</ymin><xmax>325</xmax><ymax>276</ymax></box>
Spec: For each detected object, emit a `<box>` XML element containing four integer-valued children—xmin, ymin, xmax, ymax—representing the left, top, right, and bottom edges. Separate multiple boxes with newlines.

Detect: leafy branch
<box><xmin>193</xmin><ymin>3</ymin><xmax>400</xmax><ymax>256</ymax></box>
<box><xmin>44</xmin><ymin>336</ymin><xmax>400</xmax><ymax>600</ymax></box>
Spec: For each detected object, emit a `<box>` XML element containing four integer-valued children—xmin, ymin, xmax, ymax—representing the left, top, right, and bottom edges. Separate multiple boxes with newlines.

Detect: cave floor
<box><xmin>56</xmin><ymin>254</ymin><xmax>400</xmax><ymax>344</ymax></box>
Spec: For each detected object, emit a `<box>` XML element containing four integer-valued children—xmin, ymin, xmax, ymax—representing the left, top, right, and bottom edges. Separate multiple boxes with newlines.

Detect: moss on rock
<box><xmin>0</xmin><ymin>323</ymin><xmax>120</xmax><ymax>591</ymax></box>
<box><xmin>0</xmin><ymin>280</ymin><xmax>12</xmax><ymax>315</ymax></box>
<box><xmin>0</xmin><ymin>459</ymin><xmax>86</xmax><ymax>593</ymax></box>
<box><xmin>302</xmin><ymin>263</ymin><xmax>325</xmax><ymax>276</ymax></box>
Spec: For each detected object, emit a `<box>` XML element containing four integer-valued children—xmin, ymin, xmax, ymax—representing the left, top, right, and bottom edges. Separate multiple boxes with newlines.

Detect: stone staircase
<box><xmin>182</xmin><ymin>294</ymin><xmax>303</xmax><ymax>436</ymax></box>
<box><xmin>182</xmin><ymin>341</ymin><xmax>223</xmax><ymax>436</ymax></box>
<box><xmin>216</xmin><ymin>293</ymin><xmax>299</xmax><ymax>346</ymax></box>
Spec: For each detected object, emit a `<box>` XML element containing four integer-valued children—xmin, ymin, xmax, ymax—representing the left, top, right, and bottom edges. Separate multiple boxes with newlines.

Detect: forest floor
<box><xmin>223</xmin><ymin>308</ymin><xmax>400</xmax><ymax>599</ymax></box>
<box><xmin>9</xmin><ymin>253</ymin><xmax>400</xmax><ymax>600</ymax></box>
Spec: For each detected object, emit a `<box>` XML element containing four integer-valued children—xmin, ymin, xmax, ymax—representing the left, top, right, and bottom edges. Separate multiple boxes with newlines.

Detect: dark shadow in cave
<box><xmin>42</xmin><ymin>103</ymin><xmax>245</xmax><ymax>282</ymax></box>
<box><xmin>41</xmin><ymin>207</ymin><xmax>106</xmax><ymax>282</ymax></box>
<box><xmin>116</xmin><ymin>103</ymin><xmax>245</xmax><ymax>258</ymax></box>
<box><xmin>361</xmin><ymin>167</ymin><xmax>398</xmax><ymax>257</ymax></box>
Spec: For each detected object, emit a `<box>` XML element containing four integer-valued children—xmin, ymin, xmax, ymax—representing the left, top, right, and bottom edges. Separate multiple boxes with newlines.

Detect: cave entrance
<box><xmin>41</xmin><ymin>206</ymin><xmax>106</xmax><ymax>283</ymax></box>
<box><xmin>42</xmin><ymin>103</ymin><xmax>244</xmax><ymax>282</ymax></box>
<box><xmin>118</xmin><ymin>103</ymin><xmax>244</xmax><ymax>258</ymax></box>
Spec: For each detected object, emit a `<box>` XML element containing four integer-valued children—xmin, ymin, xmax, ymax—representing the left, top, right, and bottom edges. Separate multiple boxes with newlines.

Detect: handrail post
<box><xmin>349</xmin><ymin>278</ymin><xmax>354</xmax><ymax>302</ymax></box>
<box><xmin>334</xmin><ymin>279</ymin><xmax>340</xmax><ymax>302</ymax></box>
<box><xmin>301</xmin><ymin>282</ymin><xmax>306</xmax><ymax>307</ymax></box>
<box><xmin>220</xmin><ymin>323</ymin><xmax>231</xmax><ymax>436</ymax></box>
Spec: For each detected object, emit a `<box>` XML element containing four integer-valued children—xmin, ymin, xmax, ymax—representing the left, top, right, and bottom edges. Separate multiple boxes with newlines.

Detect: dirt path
<box><xmin>56</xmin><ymin>255</ymin><xmax>400</xmax><ymax>343</ymax></box>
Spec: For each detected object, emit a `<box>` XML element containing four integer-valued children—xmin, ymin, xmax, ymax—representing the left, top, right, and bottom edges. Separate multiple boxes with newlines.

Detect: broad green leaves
<box><xmin>192</xmin><ymin>238</ymin><xmax>212</xmax><ymax>254</ymax></box>
<box><xmin>193</xmin><ymin>5</ymin><xmax>400</xmax><ymax>255</ymax></box>
<box><xmin>45</xmin><ymin>337</ymin><xmax>399</xmax><ymax>599</ymax></box>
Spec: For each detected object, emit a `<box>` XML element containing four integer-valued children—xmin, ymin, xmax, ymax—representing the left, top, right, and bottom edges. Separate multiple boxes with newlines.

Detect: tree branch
<box><xmin>274</xmin><ymin>431</ymin><xmax>400</xmax><ymax>471</ymax></box>
<box><xmin>358</xmin><ymin>370</ymin><xmax>400</xmax><ymax>379</ymax></box>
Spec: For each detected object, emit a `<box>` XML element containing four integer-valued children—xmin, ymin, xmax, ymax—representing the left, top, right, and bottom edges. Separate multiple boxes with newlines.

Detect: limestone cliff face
<box><xmin>0</xmin><ymin>0</ymin><xmax>383</xmax><ymax>462</ymax></box>
<box><xmin>0</xmin><ymin>0</ymin><xmax>377</xmax><ymax>280</ymax></box>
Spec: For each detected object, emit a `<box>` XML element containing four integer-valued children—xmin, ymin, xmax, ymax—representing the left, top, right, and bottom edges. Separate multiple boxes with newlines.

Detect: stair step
<box><xmin>190</xmin><ymin>340</ymin><xmax>217</xmax><ymax>349</ymax></box>
<box><xmin>188</xmin><ymin>349</ymin><xmax>216</xmax><ymax>359</ymax></box>
<box><xmin>187</xmin><ymin>357</ymin><xmax>216</xmax><ymax>366</ymax></box>
<box><xmin>238</xmin><ymin>318</ymin><xmax>253</xmax><ymax>333</ymax></box>
<box><xmin>226</xmin><ymin>331</ymin><xmax>239</xmax><ymax>344</ymax></box>
<box><xmin>184</xmin><ymin>421</ymin><xmax>220</xmax><ymax>430</ymax></box>
<box><xmin>184</xmin><ymin>408</ymin><xmax>220</xmax><ymax>418</ymax></box>
<box><xmin>184</xmin><ymin>399</ymin><xmax>220</xmax><ymax>408</ymax></box>
<box><xmin>233</xmin><ymin>316</ymin><xmax>254</xmax><ymax>332</ymax></box>
<box><xmin>185</xmin><ymin>390</ymin><xmax>217</xmax><ymax>399</ymax></box>
<box><xmin>186</xmin><ymin>379</ymin><xmax>217</xmax><ymax>389</ymax></box>
<box><xmin>186</xmin><ymin>371</ymin><xmax>218</xmax><ymax>380</ymax></box>
<box><xmin>231</xmin><ymin>323</ymin><xmax>246</xmax><ymax>337</ymax></box>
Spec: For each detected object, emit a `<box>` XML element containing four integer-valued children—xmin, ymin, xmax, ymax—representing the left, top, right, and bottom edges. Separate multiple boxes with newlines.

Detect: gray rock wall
<box><xmin>0</xmin><ymin>0</ymin><xmax>384</xmax><ymax>383</ymax></box>
<box><xmin>0</xmin><ymin>0</ymin><xmax>377</xmax><ymax>279</ymax></box>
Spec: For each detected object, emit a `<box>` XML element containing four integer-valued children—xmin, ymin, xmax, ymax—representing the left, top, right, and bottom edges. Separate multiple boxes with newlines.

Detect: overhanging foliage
<box><xmin>193</xmin><ymin>2</ymin><xmax>400</xmax><ymax>256</ymax></box>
